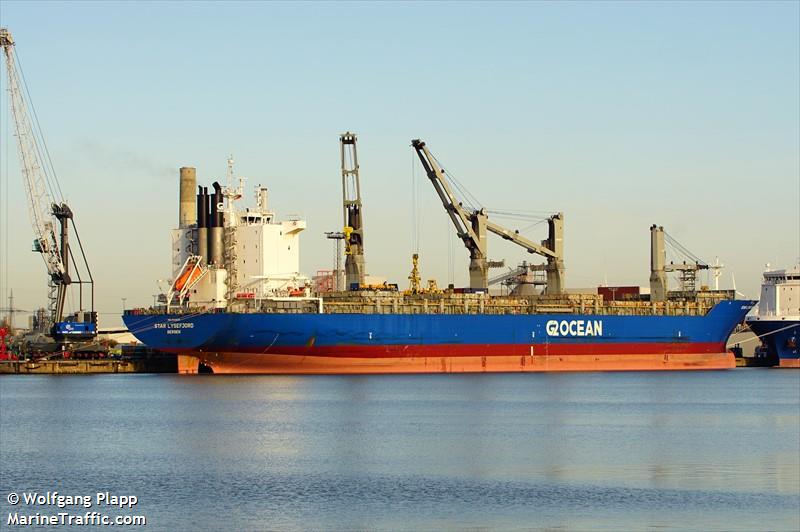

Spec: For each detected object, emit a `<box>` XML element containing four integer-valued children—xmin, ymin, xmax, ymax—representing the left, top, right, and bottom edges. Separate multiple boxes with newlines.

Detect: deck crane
<box><xmin>649</xmin><ymin>224</ymin><xmax>711</xmax><ymax>300</ymax></box>
<box><xmin>340</xmin><ymin>132</ymin><xmax>366</xmax><ymax>289</ymax></box>
<box><xmin>1</xmin><ymin>28</ymin><xmax>96</xmax><ymax>341</ymax></box>
<box><xmin>411</xmin><ymin>139</ymin><xmax>565</xmax><ymax>293</ymax></box>
<box><xmin>488</xmin><ymin>261</ymin><xmax>547</xmax><ymax>295</ymax></box>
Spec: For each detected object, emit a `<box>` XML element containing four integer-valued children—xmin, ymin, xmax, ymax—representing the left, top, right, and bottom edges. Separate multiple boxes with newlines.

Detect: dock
<box><xmin>0</xmin><ymin>353</ymin><xmax>176</xmax><ymax>374</ymax></box>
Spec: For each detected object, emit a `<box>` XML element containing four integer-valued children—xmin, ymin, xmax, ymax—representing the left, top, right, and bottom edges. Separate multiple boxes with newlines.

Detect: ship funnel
<box><xmin>197</xmin><ymin>186</ymin><xmax>208</xmax><ymax>264</ymax></box>
<box><xmin>208</xmin><ymin>182</ymin><xmax>224</xmax><ymax>265</ymax></box>
<box><xmin>179</xmin><ymin>167</ymin><xmax>197</xmax><ymax>228</ymax></box>
<box><xmin>196</xmin><ymin>186</ymin><xmax>207</xmax><ymax>228</ymax></box>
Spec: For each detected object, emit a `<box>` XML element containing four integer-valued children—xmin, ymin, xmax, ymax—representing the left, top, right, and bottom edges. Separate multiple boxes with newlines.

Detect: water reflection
<box><xmin>1</xmin><ymin>371</ymin><xmax>798</xmax><ymax>531</ymax></box>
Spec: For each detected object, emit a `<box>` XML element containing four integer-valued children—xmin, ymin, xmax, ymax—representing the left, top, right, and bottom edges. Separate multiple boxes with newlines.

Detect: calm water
<box><xmin>1</xmin><ymin>371</ymin><xmax>798</xmax><ymax>531</ymax></box>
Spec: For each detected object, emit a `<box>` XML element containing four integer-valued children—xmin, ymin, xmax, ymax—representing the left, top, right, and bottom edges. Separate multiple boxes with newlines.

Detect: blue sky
<box><xmin>0</xmin><ymin>1</ymin><xmax>798</xmax><ymax>326</ymax></box>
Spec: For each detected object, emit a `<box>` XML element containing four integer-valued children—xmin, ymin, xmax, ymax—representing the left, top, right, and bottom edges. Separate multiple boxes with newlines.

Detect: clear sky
<box><xmin>0</xmin><ymin>1</ymin><xmax>798</xmax><ymax>328</ymax></box>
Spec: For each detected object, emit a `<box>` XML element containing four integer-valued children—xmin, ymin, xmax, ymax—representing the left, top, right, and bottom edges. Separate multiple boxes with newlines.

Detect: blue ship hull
<box><xmin>747</xmin><ymin>319</ymin><xmax>800</xmax><ymax>367</ymax></box>
<box><xmin>123</xmin><ymin>300</ymin><xmax>754</xmax><ymax>374</ymax></box>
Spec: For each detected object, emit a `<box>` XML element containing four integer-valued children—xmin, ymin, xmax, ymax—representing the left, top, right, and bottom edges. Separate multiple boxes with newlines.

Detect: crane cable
<box><xmin>5</xmin><ymin>43</ymin><xmax>96</xmax><ymax>325</ymax></box>
<box><xmin>485</xmin><ymin>209</ymin><xmax>551</xmax><ymax>220</ymax></box>
<box><xmin>429</xmin><ymin>151</ymin><xmax>482</xmax><ymax>212</ymax></box>
<box><xmin>410</xmin><ymin>148</ymin><xmax>419</xmax><ymax>254</ymax></box>
<box><xmin>518</xmin><ymin>218</ymin><xmax>549</xmax><ymax>233</ymax></box>
<box><xmin>427</xmin><ymin>150</ymin><xmax>555</xmax><ymax>237</ymax></box>
<box><xmin>664</xmin><ymin>230</ymin><xmax>707</xmax><ymax>266</ymax></box>
<box><xmin>13</xmin><ymin>47</ymin><xmax>64</xmax><ymax>204</ymax></box>
<box><xmin>416</xmin><ymin>147</ymin><xmax>558</xmax><ymax>277</ymax></box>
<box><xmin>1</xmin><ymin>65</ymin><xmax>8</xmax><ymax>323</ymax></box>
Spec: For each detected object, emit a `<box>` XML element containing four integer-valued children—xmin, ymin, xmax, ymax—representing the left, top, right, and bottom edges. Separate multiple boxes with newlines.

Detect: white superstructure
<box><xmin>747</xmin><ymin>265</ymin><xmax>800</xmax><ymax>322</ymax></box>
<box><xmin>169</xmin><ymin>160</ymin><xmax>308</xmax><ymax>310</ymax></box>
<box><xmin>231</xmin><ymin>198</ymin><xmax>306</xmax><ymax>297</ymax></box>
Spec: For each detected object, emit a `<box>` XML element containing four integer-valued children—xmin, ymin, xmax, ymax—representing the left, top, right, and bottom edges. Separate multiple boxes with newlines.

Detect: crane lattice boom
<box><xmin>0</xmin><ymin>28</ymin><xmax>87</xmax><ymax>324</ymax></box>
<box><xmin>1</xmin><ymin>29</ymin><xmax>66</xmax><ymax>282</ymax></box>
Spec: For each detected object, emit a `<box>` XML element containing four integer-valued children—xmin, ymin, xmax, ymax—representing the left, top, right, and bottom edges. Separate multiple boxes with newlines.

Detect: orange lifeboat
<box><xmin>172</xmin><ymin>257</ymin><xmax>204</xmax><ymax>292</ymax></box>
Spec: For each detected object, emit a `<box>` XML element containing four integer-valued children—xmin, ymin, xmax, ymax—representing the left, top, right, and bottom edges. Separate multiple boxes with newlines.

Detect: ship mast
<box><xmin>222</xmin><ymin>155</ymin><xmax>244</xmax><ymax>304</ymax></box>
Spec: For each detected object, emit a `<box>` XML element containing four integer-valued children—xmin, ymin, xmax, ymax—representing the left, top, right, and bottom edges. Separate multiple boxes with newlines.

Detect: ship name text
<box><xmin>154</xmin><ymin>322</ymin><xmax>195</xmax><ymax>335</ymax></box>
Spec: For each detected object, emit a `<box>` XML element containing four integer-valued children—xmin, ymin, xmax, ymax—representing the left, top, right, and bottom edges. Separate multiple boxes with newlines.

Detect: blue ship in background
<box><xmin>747</xmin><ymin>265</ymin><xmax>800</xmax><ymax>368</ymax></box>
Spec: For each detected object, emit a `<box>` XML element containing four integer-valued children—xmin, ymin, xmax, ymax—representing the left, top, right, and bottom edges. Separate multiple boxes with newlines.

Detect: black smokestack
<box><xmin>208</xmin><ymin>183</ymin><xmax>224</xmax><ymax>266</ymax></box>
<box><xmin>215</xmin><ymin>183</ymin><xmax>223</xmax><ymax>227</ymax></box>
<box><xmin>203</xmin><ymin>186</ymin><xmax>209</xmax><ymax>225</ymax></box>
<box><xmin>210</xmin><ymin>182</ymin><xmax>222</xmax><ymax>228</ymax></box>
<box><xmin>196</xmin><ymin>186</ymin><xmax>206</xmax><ymax>228</ymax></box>
<box><xmin>198</xmin><ymin>186</ymin><xmax>210</xmax><ymax>264</ymax></box>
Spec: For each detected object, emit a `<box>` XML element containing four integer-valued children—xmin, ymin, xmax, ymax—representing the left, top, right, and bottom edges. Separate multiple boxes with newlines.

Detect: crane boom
<box><xmin>1</xmin><ymin>29</ymin><xmax>66</xmax><ymax>277</ymax></box>
<box><xmin>485</xmin><ymin>219</ymin><xmax>556</xmax><ymax>259</ymax></box>
<box><xmin>412</xmin><ymin>139</ymin><xmax>492</xmax><ymax>288</ymax></box>
<box><xmin>412</xmin><ymin>138</ymin><xmax>565</xmax><ymax>293</ymax></box>
<box><xmin>1</xmin><ymin>28</ymin><xmax>88</xmax><ymax>325</ymax></box>
<box><xmin>411</xmin><ymin>139</ymin><xmax>483</xmax><ymax>252</ymax></box>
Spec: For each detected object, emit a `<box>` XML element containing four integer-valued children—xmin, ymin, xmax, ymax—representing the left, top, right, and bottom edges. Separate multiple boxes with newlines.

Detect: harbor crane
<box><xmin>411</xmin><ymin>139</ymin><xmax>565</xmax><ymax>293</ymax></box>
<box><xmin>340</xmin><ymin>132</ymin><xmax>366</xmax><ymax>289</ymax></box>
<box><xmin>1</xmin><ymin>28</ymin><xmax>96</xmax><ymax>341</ymax></box>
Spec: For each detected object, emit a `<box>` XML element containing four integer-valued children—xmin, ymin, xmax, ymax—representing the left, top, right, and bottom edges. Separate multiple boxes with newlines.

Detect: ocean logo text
<box><xmin>545</xmin><ymin>319</ymin><xmax>603</xmax><ymax>337</ymax></box>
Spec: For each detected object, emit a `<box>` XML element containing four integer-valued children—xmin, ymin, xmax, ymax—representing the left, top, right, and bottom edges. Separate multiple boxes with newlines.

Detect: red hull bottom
<box><xmin>779</xmin><ymin>358</ymin><xmax>800</xmax><ymax>368</ymax></box>
<box><xmin>177</xmin><ymin>351</ymin><xmax>736</xmax><ymax>374</ymax></box>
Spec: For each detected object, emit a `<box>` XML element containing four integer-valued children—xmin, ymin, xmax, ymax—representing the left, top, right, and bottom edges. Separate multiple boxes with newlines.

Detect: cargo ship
<box><xmin>746</xmin><ymin>265</ymin><xmax>799</xmax><ymax>368</ymax></box>
<box><xmin>125</xmin><ymin>297</ymin><xmax>753</xmax><ymax>374</ymax></box>
<box><xmin>123</xmin><ymin>139</ymin><xmax>753</xmax><ymax>374</ymax></box>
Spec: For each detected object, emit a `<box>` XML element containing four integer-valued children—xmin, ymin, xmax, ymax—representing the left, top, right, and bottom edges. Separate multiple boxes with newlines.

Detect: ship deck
<box><xmin>214</xmin><ymin>290</ymin><xmax>738</xmax><ymax>317</ymax></box>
